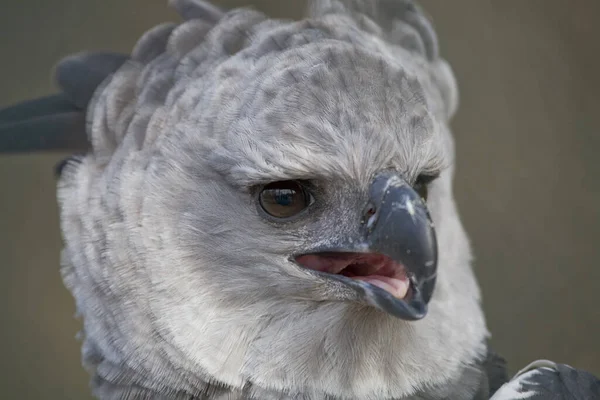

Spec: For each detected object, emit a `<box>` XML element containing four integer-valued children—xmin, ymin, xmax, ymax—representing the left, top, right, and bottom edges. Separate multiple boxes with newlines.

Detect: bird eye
<box><xmin>259</xmin><ymin>181</ymin><xmax>312</xmax><ymax>219</ymax></box>
<box><xmin>413</xmin><ymin>174</ymin><xmax>438</xmax><ymax>202</ymax></box>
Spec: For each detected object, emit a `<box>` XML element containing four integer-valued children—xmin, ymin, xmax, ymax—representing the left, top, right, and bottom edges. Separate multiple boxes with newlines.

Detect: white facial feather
<box><xmin>57</xmin><ymin>1</ymin><xmax>488</xmax><ymax>399</ymax></box>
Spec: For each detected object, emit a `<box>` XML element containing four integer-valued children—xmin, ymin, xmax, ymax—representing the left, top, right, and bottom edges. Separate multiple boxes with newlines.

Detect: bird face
<box><xmin>289</xmin><ymin>170</ymin><xmax>437</xmax><ymax>320</ymax></box>
<box><xmin>53</xmin><ymin>6</ymin><xmax>488</xmax><ymax>397</ymax></box>
<box><xmin>145</xmin><ymin>43</ymin><xmax>449</xmax><ymax>322</ymax></box>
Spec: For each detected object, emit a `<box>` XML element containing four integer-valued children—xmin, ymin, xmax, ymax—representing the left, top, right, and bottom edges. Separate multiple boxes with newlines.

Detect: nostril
<box><xmin>363</xmin><ymin>203</ymin><xmax>378</xmax><ymax>229</ymax></box>
<box><xmin>363</xmin><ymin>203</ymin><xmax>376</xmax><ymax>218</ymax></box>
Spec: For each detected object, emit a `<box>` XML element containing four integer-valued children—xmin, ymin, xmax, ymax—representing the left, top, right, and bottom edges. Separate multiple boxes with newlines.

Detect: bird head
<box><xmin>5</xmin><ymin>0</ymin><xmax>490</xmax><ymax>398</ymax></box>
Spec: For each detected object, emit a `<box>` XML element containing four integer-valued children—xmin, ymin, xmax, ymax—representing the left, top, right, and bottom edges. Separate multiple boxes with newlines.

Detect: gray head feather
<box><xmin>57</xmin><ymin>0</ymin><xmax>487</xmax><ymax>398</ymax></box>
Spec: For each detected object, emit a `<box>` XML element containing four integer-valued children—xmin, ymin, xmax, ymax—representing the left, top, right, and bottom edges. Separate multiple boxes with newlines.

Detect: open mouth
<box><xmin>288</xmin><ymin>172</ymin><xmax>437</xmax><ymax>321</ymax></box>
<box><xmin>295</xmin><ymin>252</ymin><xmax>412</xmax><ymax>300</ymax></box>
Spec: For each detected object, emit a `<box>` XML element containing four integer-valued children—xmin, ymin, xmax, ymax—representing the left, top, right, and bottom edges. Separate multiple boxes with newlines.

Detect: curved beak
<box><xmin>296</xmin><ymin>172</ymin><xmax>438</xmax><ymax>320</ymax></box>
<box><xmin>361</xmin><ymin>171</ymin><xmax>437</xmax><ymax>319</ymax></box>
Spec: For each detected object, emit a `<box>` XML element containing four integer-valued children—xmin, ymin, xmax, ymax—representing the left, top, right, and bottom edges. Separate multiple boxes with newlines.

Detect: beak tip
<box><xmin>369</xmin><ymin>284</ymin><xmax>429</xmax><ymax>320</ymax></box>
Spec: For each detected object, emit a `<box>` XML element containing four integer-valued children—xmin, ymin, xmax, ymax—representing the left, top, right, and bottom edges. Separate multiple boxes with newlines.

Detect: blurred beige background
<box><xmin>1</xmin><ymin>1</ymin><xmax>598</xmax><ymax>399</ymax></box>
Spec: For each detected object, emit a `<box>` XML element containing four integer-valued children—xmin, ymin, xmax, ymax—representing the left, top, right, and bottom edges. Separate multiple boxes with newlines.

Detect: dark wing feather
<box><xmin>491</xmin><ymin>360</ymin><xmax>600</xmax><ymax>400</ymax></box>
<box><xmin>169</xmin><ymin>0</ymin><xmax>224</xmax><ymax>23</ymax></box>
<box><xmin>0</xmin><ymin>52</ymin><xmax>128</xmax><ymax>154</ymax></box>
<box><xmin>54</xmin><ymin>52</ymin><xmax>129</xmax><ymax>109</ymax></box>
<box><xmin>0</xmin><ymin>110</ymin><xmax>86</xmax><ymax>153</ymax></box>
<box><xmin>0</xmin><ymin>93</ymin><xmax>77</xmax><ymax>123</ymax></box>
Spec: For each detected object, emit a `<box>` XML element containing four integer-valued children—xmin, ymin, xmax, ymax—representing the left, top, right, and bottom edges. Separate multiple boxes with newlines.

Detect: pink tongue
<box><xmin>352</xmin><ymin>275</ymin><xmax>410</xmax><ymax>299</ymax></box>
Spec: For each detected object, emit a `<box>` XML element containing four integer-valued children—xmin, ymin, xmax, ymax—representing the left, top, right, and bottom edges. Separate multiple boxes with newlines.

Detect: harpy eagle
<box><xmin>1</xmin><ymin>0</ymin><xmax>598</xmax><ymax>399</ymax></box>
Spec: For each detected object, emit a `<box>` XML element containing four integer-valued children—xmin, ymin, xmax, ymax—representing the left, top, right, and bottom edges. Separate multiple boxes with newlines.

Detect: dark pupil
<box><xmin>274</xmin><ymin>189</ymin><xmax>294</xmax><ymax>206</ymax></box>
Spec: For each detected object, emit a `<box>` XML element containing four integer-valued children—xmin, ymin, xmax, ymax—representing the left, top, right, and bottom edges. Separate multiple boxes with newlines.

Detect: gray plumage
<box><xmin>4</xmin><ymin>0</ymin><xmax>597</xmax><ymax>399</ymax></box>
<box><xmin>57</xmin><ymin>1</ymin><xmax>487</xmax><ymax>398</ymax></box>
